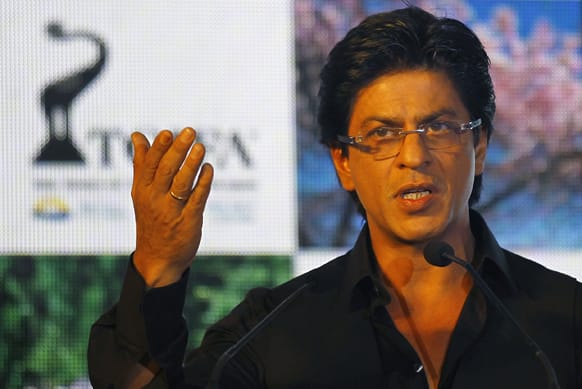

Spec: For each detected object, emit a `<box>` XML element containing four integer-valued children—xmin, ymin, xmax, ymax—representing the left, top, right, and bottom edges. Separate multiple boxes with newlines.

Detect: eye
<box><xmin>366</xmin><ymin>127</ymin><xmax>400</xmax><ymax>140</ymax></box>
<box><xmin>424</xmin><ymin>121</ymin><xmax>456</xmax><ymax>133</ymax></box>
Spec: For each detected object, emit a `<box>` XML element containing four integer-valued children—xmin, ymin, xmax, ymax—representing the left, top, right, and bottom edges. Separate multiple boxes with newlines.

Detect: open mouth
<box><xmin>401</xmin><ymin>189</ymin><xmax>431</xmax><ymax>200</ymax></box>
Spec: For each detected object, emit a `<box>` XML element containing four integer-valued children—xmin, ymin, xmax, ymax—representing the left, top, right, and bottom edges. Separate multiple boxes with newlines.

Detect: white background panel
<box><xmin>0</xmin><ymin>0</ymin><xmax>296</xmax><ymax>255</ymax></box>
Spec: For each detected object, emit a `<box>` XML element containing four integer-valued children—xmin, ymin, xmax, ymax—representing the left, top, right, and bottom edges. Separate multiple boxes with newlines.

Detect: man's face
<box><xmin>331</xmin><ymin>70</ymin><xmax>488</xmax><ymax>247</ymax></box>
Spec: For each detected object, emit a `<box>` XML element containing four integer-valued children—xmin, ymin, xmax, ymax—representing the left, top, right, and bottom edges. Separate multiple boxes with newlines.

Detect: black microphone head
<box><xmin>423</xmin><ymin>241</ymin><xmax>454</xmax><ymax>267</ymax></box>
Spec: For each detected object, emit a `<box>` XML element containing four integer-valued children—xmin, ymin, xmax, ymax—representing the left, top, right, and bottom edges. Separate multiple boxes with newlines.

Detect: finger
<box><xmin>154</xmin><ymin>127</ymin><xmax>196</xmax><ymax>191</ymax></box>
<box><xmin>170</xmin><ymin>142</ymin><xmax>206</xmax><ymax>199</ymax></box>
<box><xmin>131</xmin><ymin>132</ymin><xmax>151</xmax><ymax>167</ymax></box>
<box><xmin>141</xmin><ymin>130</ymin><xmax>174</xmax><ymax>186</ymax></box>
<box><xmin>131</xmin><ymin>132</ymin><xmax>151</xmax><ymax>194</ymax></box>
<box><xmin>185</xmin><ymin>162</ymin><xmax>214</xmax><ymax>214</ymax></box>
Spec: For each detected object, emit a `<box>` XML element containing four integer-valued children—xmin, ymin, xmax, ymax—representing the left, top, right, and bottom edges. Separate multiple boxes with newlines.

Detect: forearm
<box><xmin>88</xmin><ymin>257</ymin><xmax>190</xmax><ymax>388</ymax></box>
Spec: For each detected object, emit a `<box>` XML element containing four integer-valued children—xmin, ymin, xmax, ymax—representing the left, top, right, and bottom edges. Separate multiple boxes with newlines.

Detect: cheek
<box><xmin>433</xmin><ymin>146</ymin><xmax>475</xmax><ymax>199</ymax></box>
<box><xmin>350</xmin><ymin>161</ymin><xmax>391</xmax><ymax>205</ymax></box>
<box><xmin>451</xmin><ymin>149</ymin><xmax>477</xmax><ymax>199</ymax></box>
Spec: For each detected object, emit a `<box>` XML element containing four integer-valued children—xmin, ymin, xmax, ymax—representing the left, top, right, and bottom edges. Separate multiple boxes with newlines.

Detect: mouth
<box><xmin>396</xmin><ymin>182</ymin><xmax>436</xmax><ymax>201</ymax></box>
<box><xmin>401</xmin><ymin>189</ymin><xmax>432</xmax><ymax>200</ymax></box>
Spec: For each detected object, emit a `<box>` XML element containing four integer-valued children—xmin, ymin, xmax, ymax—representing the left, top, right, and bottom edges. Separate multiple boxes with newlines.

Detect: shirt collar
<box><xmin>345</xmin><ymin>209</ymin><xmax>518</xmax><ymax>306</ymax></box>
<box><xmin>342</xmin><ymin>224</ymin><xmax>390</xmax><ymax>310</ymax></box>
<box><xmin>469</xmin><ymin>209</ymin><xmax>518</xmax><ymax>294</ymax></box>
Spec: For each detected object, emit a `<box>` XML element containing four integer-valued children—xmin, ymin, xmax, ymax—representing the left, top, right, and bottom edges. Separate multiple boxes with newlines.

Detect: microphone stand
<box><xmin>441</xmin><ymin>251</ymin><xmax>561</xmax><ymax>389</ymax></box>
<box><xmin>206</xmin><ymin>282</ymin><xmax>311</xmax><ymax>389</ymax></box>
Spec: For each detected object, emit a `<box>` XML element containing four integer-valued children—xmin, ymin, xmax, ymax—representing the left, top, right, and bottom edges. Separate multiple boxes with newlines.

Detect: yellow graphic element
<box><xmin>33</xmin><ymin>196</ymin><xmax>70</xmax><ymax>219</ymax></box>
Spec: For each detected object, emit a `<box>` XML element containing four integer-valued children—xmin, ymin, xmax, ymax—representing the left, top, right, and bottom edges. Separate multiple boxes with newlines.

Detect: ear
<box><xmin>474</xmin><ymin>127</ymin><xmax>488</xmax><ymax>175</ymax></box>
<box><xmin>330</xmin><ymin>147</ymin><xmax>356</xmax><ymax>191</ymax></box>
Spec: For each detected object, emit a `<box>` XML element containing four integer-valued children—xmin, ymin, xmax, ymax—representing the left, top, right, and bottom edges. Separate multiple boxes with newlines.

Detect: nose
<box><xmin>394</xmin><ymin>132</ymin><xmax>432</xmax><ymax>169</ymax></box>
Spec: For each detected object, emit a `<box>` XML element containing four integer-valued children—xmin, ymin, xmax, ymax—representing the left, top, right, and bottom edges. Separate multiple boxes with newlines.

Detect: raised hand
<box><xmin>130</xmin><ymin>127</ymin><xmax>214</xmax><ymax>287</ymax></box>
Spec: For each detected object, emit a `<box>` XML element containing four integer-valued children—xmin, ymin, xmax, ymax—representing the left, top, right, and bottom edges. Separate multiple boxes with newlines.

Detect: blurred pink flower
<box><xmin>479</xmin><ymin>7</ymin><xmax>582</xmax><ymax>159</ymax></box>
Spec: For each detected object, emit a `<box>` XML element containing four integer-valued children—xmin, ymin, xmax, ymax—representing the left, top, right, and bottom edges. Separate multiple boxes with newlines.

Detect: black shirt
<box><xmin>88</xmin><ymin>211</ymin><xmax>582</xmax><ymax>388</ymax></box>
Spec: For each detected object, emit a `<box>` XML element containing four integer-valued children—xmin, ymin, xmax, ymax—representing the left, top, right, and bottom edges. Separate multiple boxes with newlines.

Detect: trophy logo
<box><xmin>35</xmin><ymin>22</ymin><xmax>107</xmax><ymax>163</ymax></box>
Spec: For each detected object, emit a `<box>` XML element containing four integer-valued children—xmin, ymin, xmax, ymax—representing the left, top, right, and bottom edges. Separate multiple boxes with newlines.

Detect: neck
<box><xmin>370</xmin><ymin>227</ymin><xmax>475</xmax><ymax>295</ymax></box>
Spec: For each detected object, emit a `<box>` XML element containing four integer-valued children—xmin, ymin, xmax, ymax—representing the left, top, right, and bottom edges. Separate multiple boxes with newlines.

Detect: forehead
<box><xmin>350</xmin><ymin>70</ymin><xmax>469</xmax><ymax>125</ymax></box>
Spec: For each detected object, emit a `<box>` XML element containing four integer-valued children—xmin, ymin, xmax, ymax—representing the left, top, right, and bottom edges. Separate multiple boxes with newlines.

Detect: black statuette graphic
<box><xmin>35</xmin><ymin>22</ymin><xmax>107</xmax><ymax>163</ymax></box>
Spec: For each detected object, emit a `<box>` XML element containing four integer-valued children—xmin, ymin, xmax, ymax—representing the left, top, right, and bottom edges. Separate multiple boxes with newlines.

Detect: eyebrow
<box><xmin>361</xmin><ymin>108</ymin><xmax>460</xmax><ymax>127</ymax></box>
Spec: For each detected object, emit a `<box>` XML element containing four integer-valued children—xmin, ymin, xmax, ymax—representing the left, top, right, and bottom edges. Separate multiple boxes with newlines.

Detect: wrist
<box><xmin>132</xmin><ymin>252</ymin><xmax>187</xmax><ymax>288</ymax></box>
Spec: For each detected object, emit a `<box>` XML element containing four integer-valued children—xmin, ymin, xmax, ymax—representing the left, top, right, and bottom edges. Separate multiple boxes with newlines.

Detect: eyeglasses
<box><xmin>336</xmin><ymin>118</ymin><xmax>482</xmax><ymax>160</ymax></box>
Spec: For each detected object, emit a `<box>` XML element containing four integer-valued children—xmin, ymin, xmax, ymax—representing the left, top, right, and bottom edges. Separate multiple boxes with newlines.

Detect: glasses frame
<box><xmin>336</xmin><ymin>118</ymin><xmax>482</xmax><ymax>156</ymax></box>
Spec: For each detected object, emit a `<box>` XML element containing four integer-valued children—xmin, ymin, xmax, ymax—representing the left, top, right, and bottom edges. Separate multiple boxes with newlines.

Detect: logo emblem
<box><xmin>35</xmin><ymin>22</ymin><xmax>107</xmax><ymax>163</ymax></box>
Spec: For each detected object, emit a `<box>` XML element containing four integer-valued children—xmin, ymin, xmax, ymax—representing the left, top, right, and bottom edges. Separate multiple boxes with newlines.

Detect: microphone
<box><xmin>206</xmin><ymin>282</ymin><xmax>312</xmax><ymax>389</ymax></box>
<box><xmin>423</xmin><ymin>241</ymin><xmax>561</xmax><ymax>389</ymax></box>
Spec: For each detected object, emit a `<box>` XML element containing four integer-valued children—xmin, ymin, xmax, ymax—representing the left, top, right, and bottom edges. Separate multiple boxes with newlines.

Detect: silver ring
<box><xmin>170</xmin><ymin>191</ymin><xmax>187</xmax><ymax>201</ymax></box>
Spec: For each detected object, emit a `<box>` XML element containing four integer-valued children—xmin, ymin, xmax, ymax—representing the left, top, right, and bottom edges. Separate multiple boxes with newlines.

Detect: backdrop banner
<box><xmin>1</xmin><ymin>0</ymin><xmax>296</xmax><ymax>255</ymax></box>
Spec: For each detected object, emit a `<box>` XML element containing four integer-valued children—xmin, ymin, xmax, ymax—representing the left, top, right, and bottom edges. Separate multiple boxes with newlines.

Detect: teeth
<box><xmin>402</xmin><ymin>190</ymin><xmax>430</xmax><ymax>200</ymax></box>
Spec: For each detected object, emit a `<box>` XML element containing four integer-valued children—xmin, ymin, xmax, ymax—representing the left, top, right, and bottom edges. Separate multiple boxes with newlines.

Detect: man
<box><xmin>88</xmin><ymin>6</ymin><xmax>582</xmax><ymax>388</ymax></box>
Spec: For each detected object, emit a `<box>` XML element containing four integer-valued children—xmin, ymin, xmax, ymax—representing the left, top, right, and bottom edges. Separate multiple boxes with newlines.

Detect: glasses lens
<box><xmin>356</xmin><ymin>120</ymin><xmax>476</xmax><ymax>159</ymax></box>
<box><xmin>370</xmin><ymin>128</ymin><xmax>462</xmax><ymax>159</ymax></box>
<box><xmin>424</xmin><ymin>131</ymin><xmax>459</xmax><ymax>150</ymax></box>
<box><xmin>370</xmin><ymin>137</ymin><xmax>400</xmax><ymax>159</ymax></box>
